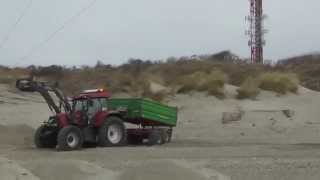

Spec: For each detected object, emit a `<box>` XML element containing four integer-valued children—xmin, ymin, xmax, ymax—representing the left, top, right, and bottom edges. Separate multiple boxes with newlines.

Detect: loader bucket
<box><xmin>16</xmin><ymin>78</ymin><xmax>36</xmax><ymax>92</ymax></box>
<box><xmin>16</xmin><ymin>78</ymin><xmax>55</xmax><ymax>92</ymax></box>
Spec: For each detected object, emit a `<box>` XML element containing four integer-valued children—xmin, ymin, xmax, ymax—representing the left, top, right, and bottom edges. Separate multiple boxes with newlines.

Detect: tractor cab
<box><xmin>71</xmin><ymin>89</ymin><xmax>110</xmax><ymax>126</ymax></box>
<box><xmin>72</xmin><ymin>89</ymin><xmax>110</xmax><ymax>111</ymax></box>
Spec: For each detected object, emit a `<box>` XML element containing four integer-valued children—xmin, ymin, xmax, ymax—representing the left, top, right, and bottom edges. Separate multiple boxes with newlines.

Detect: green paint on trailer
<box><xmin>107</xmin><ymin>98</ymin><xmax>177</xmax><ymax>126</ymax></box>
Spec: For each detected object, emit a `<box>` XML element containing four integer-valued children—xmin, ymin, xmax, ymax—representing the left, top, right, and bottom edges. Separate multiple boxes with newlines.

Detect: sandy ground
<box><xmin>2</xmin><ymin>83</ymin><xmax>320</xmax><ymax>179</ymax></box>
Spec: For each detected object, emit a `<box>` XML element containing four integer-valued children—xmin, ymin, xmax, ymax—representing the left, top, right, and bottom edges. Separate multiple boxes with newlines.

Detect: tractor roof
<box><xmin>73</xmin><ymin>89</ymin><xmax>110</xmax><ymax>100</ymax></box>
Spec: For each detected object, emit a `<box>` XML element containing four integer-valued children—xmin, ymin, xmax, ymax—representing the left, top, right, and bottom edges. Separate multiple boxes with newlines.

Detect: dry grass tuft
<box><xmin>0</xmin><ymin>54</ymin><xmax>306</xmax><ymax>101</ymax></box>
<box><xmin>237</xmin><ymin>77</ymin><xmax>260</xmax><ymax>99</ymax></box>
<box><xmin>199</xmin><ymin>70</ymin><xmax>227</xmax><ymax>98</ymax></box>
<box><xmin>176</xmin><ymin>70</ymin><xmax>227</xmax><ymax>98</ymax></box>
<box><xmin>258</xmin><ymin>72</ymin><xmax>299</xmax><ymax>94</ymax></box>
<box><xmin>0</xmin><ymin>68</ymin><xmax>29</xmax><ymax>84</ymax></box>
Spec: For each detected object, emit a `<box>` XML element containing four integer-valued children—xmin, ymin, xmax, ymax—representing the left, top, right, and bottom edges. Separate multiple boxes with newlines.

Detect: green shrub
<box><xmin>237</xmin><ymin>77</ymin><xmax>260</xmax><ymax>99</ymax></box>
<box><xmin>258</xmin><ymin>72</ymin><xmax>299</xmax><ymax>94</ymax></box>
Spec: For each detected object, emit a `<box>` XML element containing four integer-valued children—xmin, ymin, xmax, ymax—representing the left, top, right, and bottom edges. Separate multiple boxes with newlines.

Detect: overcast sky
<box><xmin>0</xmin><ymin>0</ymin><xmax>319</xmax><ymax>66</ymax></box>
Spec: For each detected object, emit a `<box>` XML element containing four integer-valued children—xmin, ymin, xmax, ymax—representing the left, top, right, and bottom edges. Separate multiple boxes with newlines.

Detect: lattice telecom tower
<box><xmin>246</xmin><ymin>0</ymin><xmax>267</xmax><ymax>64</ymax></box>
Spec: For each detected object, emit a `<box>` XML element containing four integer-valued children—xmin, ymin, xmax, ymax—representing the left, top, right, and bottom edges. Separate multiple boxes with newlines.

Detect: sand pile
<box><xmin>119</xmin><ymin>160</ymin><xmax>229</xmax><ymax>180</ymax></box>
<box><xmin>0</xmin><ymin>125</ymin><xmax>34</xmax><ymax>147</ymax></box>
<box><xmin>0</xmin><ymin>84</ymin><xmax>50</xmax><ymax>128</ymax></box>
<box><xmin>1</xmin><ymin>83</ymin><xmax>320</xmax><ymax>179</ymax></box>
<box><xmin>0</xmin><ymin>157</ymin><xmax>39</xmax><ymax>180</ymax></box>
<box><xmin>169</xmin><ymin>85</ymin><xmax>320</xmax><ymax>143</ymax></box>
<box><xmin>2</xmin><ymin>82</ymin><xmax>320</xmax><ymax>144</ymax></box>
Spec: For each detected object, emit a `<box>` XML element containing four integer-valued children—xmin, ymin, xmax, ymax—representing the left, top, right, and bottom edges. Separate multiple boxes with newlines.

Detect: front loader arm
<box><xmin>51</xmin><ymin>87</ymin><xmax>72</xmax><ymax>113</ymax></box>
<box><xmin>37</xmin><ymin>86</ymin><xmax>61</xmax><ymax>114</ymax></box>
<box><xmin>16</xmin><ymin>78</ymin><xmax>71</xmax><ymax>114</ymax></box>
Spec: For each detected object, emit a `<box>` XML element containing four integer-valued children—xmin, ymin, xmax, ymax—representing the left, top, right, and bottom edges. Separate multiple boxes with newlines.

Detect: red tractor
<box><xmin>16</xmin><ymin>79</ymin><xmax>177</xmax><ymax>151</ymax></box>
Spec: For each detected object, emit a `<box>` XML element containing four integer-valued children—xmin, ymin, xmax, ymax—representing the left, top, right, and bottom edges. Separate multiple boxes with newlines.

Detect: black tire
<box><xmin>127</xmin><ymin>134</ymin><xmax>143</xmax><ymax>145</ymax></box>
<box><xmin>57</xmin><ymin>126</ymin><xmax>83</xmax><ymax>151</ymax></box>
<box><xmin>167</xmin><ymin>128</ymin><xmax>173</xmax><ymax>143</ymax></box>
<box><xmin>98</xmin><ymin>116</ymin><xmax>127</xmax><ymax>147</ymax></box>
<box><xmin>34</xmin><ymin>125</ymin><xmax>57</xmax><ymax>148</ymax></box>
<box><xmin>147</xmin><ymin>130</ymin><xmax>163</xmax><ymax>146</ymax></box>
<box><xmin>160</xmin><ymin>129</ymin><xmax>169</xmax><ymax>144</ymax></box>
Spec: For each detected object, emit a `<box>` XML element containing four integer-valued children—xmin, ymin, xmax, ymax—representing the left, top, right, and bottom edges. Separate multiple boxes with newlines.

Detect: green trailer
<box><xmin>106</xmin><ymin>98</ymin><xmax>178</xmax><ymax>144</ymax></box>
<box><xmin>107</xmin><ymin>98</ymin><xmax>177</xmax><ymax>127</ymax></box>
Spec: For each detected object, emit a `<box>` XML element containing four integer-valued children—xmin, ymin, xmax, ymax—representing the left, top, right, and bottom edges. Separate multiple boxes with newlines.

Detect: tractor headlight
<box><xmin>47</xmin><ymin>117</ymin><xmax>57</xmax><ymax>125</ymax></box>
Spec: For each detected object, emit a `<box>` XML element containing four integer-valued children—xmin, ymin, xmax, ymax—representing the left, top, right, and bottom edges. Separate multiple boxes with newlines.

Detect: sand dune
<box><xmin>1</xmin><ymin>83</ymin><xmax>320</xmax><ymax>179</ymax></box>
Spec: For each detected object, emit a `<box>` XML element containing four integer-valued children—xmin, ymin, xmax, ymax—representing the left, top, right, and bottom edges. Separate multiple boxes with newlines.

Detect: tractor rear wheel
<box><xmin>34</xmin><ymin>125</ymin><xmax>57</xmax><ymax>148</ymax></box>
<box><xmin>98</xmin><ymin>116</ymin><xmax>127</xmax><ymax>147</ymax></box>
<box><xmin>57</xmin><ymin>126</ymin><xmax>83</xmax><ymax>151</ymax></box>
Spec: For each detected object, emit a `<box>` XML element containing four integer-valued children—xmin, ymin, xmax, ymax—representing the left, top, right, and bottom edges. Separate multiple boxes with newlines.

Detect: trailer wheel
<box><xmin>57</xmin><ymin>126</ymin><xmax>83</xmax><ymax>151</ymax></box>
<box><xmin>147</xmin><ymin>130</ymin><xmax>164</xmax><ymax>146</ymax></box>
<box><xmin>167</xmin><ymin>128</ymin><xmax>173</xmax><ymax>143</ymax></box>
<box><xmin>127</xmin><ymin>134</ymin><xmax>143</xmax><ymax>145</ymax></box>
<box><xmin>98</xmin><ymin>116</ymin><xmax>127</xmax><ymax>147</ymax></box>
<box><xmin>34</xmin><ymin>125</ymin><xmax>57</xmax><ymax>148</ymax></box>
<box><xmin>160</xmin><ymin>129</ymin><xmax>169</xmax><ymax>144</ymax></box>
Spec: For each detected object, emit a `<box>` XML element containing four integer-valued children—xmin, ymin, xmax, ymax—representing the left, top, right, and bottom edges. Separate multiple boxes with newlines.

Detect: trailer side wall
<box><xmin>107</xmin><ymin>98</ymin><xmax>177</xmax><ymax>127</ymax></box>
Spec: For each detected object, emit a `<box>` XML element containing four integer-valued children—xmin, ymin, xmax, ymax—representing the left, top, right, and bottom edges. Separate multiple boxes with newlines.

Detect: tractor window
<box><xmin>100</xmin><ymin>98</ymin><xmax>107</xmax><ymax>109</ymax></box>
<box><xmin>73</xmin><ymin>100</ymin><xmax>86</xmax><ymax>111</ymax></box>
<box><xmin>73</xmin><ymin>98</ymin><xmax>107</xmax><ymax>112</ymax></box>
<box><xmin>88</xmin><ymin>99</ymin><xmax>102</xmax><ymax>111</ymax></box>
<box><xmin>87</xmin><ymin>99</ymin><xmax>103</xmax><ymax>121</ymax></box>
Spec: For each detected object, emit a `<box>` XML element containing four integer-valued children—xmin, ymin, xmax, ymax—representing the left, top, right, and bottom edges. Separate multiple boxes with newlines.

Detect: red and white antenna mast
<box><xmin>246</xmin><ymin>0</ymin><xmax>267</xmax><ymax>64</ymax></box>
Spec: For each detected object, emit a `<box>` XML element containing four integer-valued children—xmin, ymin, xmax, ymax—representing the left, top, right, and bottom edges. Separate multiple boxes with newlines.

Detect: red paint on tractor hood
<box><xmin>57</xmin><ymin>113</ymin><xmax>69</xmax><ymax>127</ymax></box>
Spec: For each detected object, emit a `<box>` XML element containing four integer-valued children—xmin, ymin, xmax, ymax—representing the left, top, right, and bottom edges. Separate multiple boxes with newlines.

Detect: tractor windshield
<box><xmin>73</xmin><ymin>99</ymin><xmax>87</xmax><ymax>112</ymax></box>
<box><xmin>72</xmin><ymin>98</ymin><xmax>107</xmax><ymax>112</ymax></box>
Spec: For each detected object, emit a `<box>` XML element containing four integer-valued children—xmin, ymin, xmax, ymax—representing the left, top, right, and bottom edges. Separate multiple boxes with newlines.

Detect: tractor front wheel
<box><xmin>57</xmin><ymin>126</ymin><xmax>83</xmax><ymax>151</ymax></box>
<box><xmin>34</xmin><ymin>125</ymin><xmax>57</xmax><ymax>148</ymax></box>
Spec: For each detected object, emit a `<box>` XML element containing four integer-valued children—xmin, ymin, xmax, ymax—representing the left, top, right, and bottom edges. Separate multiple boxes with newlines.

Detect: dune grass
<box><xmin>258</xmin><ymin>72</ymin><xmax>299</xmax><ymax>94</ymax></box>
<box><xmin>0</xmin><ymin>68</ymin><xmax>29</xmax><ymax>84</ymax></box>
<box><xmin>237</xmin><ymin>72</ymin><xmax>299</xmax><ymax>99</ymax></box>
<box><xmin>237</xmin><ymin>77</ymin><xmax>260</xmax><ymax>99</ymax></box>
<box><xmin>176</xmin><ymin>70</ymin><xmax>227</xmax><ymax>98</ymax></box>
<box><xmin>0</xmin><ymin>56</ymin><xmax>304</xmax><ymax>101</ymax></box>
